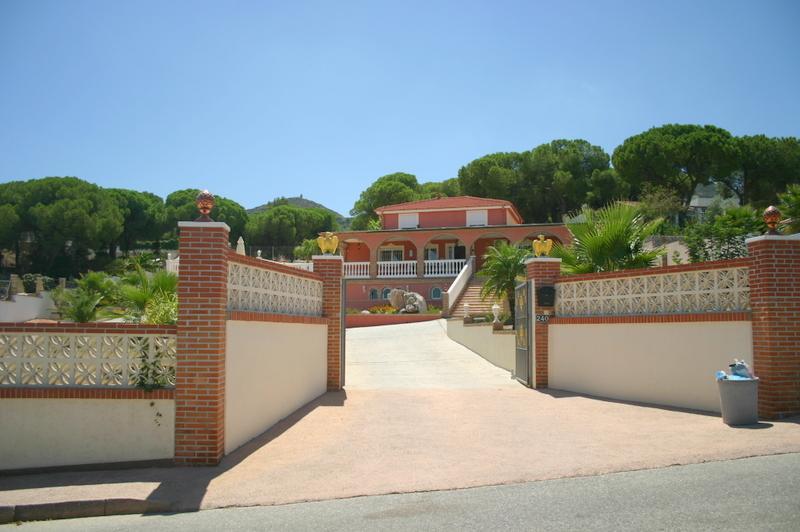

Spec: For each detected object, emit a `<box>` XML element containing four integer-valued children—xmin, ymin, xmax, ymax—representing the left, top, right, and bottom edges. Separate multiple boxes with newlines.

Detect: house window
<box><xmin>398</xmin><ymin>213</ymin><xmax>419</xmax><ymax>229</ymax></box>
<box><xmin>466</xmin><ymin>209</ymin><xmax>488</xmax><ymax>226</ymax></box>
<box><xmin>379</xmin><ymin>247</ymin><xmax>404</xmax><ymax>261</ymax></box>
<box><xmin>424</xmin><ymin>246</ymin><xmax>438</xmax><ymax>260</ymax></box>
<box><xmin>382</xmin><ymin>288</ymin><xmax>392</xmax><ymax>299</ymax></box>
<box><xmin>369</xmin><ymin>288</ymin><xmax>379</xmax><ymax>300</ymax></box>
<box><xmin>430</xmin><ymin>287</ymin><xmax>442</xmax><ymax>300</ymax></box>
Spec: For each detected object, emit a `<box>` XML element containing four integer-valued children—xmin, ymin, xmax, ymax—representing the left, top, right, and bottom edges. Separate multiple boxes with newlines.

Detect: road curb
<box><xmin>0</xmin><ymin>498</ymin><xmax>171</xmax><ymax>524</ymax></box>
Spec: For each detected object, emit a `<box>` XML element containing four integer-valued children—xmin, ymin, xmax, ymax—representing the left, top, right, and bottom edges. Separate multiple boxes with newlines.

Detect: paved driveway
<box><xmin>2</xmin><ymin>320</ymin><xmax>799</xmax><ymax>513</ymax></box>
<box><xmin>346</xmin><ymin>319</ymin><xmax>517</xmax><ymax>389</ymax></box>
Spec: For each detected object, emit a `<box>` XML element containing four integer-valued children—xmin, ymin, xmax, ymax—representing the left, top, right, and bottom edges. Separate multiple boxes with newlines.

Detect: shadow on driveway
<box><xmin>0</xmin><ymin>391</ymin><xmax>349</xmax><ymax>513</ymax></box>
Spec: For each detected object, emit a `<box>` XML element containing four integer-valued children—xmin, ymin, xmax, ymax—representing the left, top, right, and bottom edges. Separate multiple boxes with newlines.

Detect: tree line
<box><xmin>0</xmin><ymin>178</ymin><xmax>337</xmax><ymax>277</ymax></box>
<box><xmin>349</xmin><ymin>124</ymin><xmax>800</xmax><ymax>228</ymax></box>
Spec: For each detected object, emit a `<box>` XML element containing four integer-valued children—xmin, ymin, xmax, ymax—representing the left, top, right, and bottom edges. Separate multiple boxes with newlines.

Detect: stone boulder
<box><xmin>388</xmin><ymin>288</ymin><xmax>427</xmax><ymax>314</ymax></box>
<box><xmin>388</xmin><ymin>288</ymin><xmax>406</xmax><ymax>310</ymax></box>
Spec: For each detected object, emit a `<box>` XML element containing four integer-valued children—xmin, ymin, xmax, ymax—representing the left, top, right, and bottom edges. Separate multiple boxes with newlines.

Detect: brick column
<box><xmin>369</xmin><ymin>249</ymin><xmax>378</xmax><ymax>278</ymax></box>
<box><xmin>175</xmin><ymin>221</ymin><xmax>230</xmax><ymax>465</ymax></box>
<box><xmin>416</xmin><ymin>254</ymin><xmax>425</xmax><ymax>278</ymax></box>
<box><xmin>746</xmin><ymin>234</ymin><xmax>800</xmax><ymax>419</ymax></box>
<box><xmin>525</xmin><ymin>257</ymin><xmax>561</xmax><ymax>388</ymax></box>
<box><xmin>313</xmin><ymin>255</ymin><xmax>344</xmax><ymax>391</ymax></box>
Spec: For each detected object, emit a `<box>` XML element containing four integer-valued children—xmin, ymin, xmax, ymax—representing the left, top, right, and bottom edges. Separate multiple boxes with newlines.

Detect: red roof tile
<box><xmin>377</xmin><ymin>196</ymin><xmax>513</xmax><ymax>213</ymax></box>
<box><xmin>376</xmin><ymin>196</ymin><xmax>523</xmax><ymax>223</ymax></box>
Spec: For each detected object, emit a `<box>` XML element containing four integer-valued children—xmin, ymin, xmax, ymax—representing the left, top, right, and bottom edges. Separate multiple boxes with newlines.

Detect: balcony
<box><xmin>377</xmin><ymin>260</ymin><xmax>417</xmax><ymax>278</ymax></box>
<box><xmin>341</xmin><ymin>259</ymin><xmax>468</xmax><ymax>279</ymax></box>
<box><xmin>343</xmin><ymin>261</ymin><xmax>370</xmax><ymax>279</ymax></box>
<box><xmin>424</xmin><ymin>259</ymin><xmax>466</xmax><ymax>277</ymax></box>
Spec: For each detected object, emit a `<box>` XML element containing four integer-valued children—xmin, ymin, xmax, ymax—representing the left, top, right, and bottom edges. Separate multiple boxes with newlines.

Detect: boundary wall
<box><xmin>0</xmin><ymin>220</ymin><xmax>344</xmax><ymax>470</ymax></box>
<box><xmin>526</xmin><ymin>234</ymin><xmax>800</xmax><ymax>419</ymax></box>
<box><xmin>445</xmin><ymin>319</ymin><xmax>514</xmax><ymax>372</ymax></box>
<box><xmin>346</xmin><ymin>313</ymin><xmax>440</xmax><ymax>328</ymax></box>
<box><xmin>0</xmin><ymin>323</ymin><xmax>177</xmax><ymax>470</ymax></box>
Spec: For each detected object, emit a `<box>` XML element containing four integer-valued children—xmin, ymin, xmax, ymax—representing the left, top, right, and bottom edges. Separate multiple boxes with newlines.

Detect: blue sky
<box><xmin>1</xmin><ymin>0</ymin><xmax>798</xmax><ymax>215</ymax></box>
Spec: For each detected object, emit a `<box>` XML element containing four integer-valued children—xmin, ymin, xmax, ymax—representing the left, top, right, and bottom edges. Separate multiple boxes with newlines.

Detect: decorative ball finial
<box><xmin>195</xmin><ymin>190</ymin><xmax>215</xmax><ymax>222</ymax></box>
<box><xmin>763</xmin><ymin>205</ymin><xmax>782</xmax><ymax>235</ymax></box>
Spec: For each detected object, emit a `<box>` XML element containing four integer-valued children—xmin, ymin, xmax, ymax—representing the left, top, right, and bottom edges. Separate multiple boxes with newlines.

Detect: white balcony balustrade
<box><xmin>377</xmin><ymin>260</ymin><xmax>417</xmax><ymax>278</ymax></box>
<box><xmin>345</xmin><ymin>259</ymin><xmax>469</xmax><ymax>278</ymax></box>
<box><xmin>424</xmin><ymin>259</ymin><xmax>466</xmax><ymax>278</ymax></box>
<box><xmin>344</xmin><ymin>262</ymin><xmax>370</xmax><ymax>279</ymax></box>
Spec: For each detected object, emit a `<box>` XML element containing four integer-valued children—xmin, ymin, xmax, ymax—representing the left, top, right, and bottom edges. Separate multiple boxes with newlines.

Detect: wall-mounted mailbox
<box><xmin>536</xmin><ymin>286</ymin><xmax>555</xmax><ymax>307</ymax></box>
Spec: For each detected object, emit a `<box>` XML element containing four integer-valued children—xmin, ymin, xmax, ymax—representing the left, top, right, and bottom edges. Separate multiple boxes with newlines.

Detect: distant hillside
<box><xmin>248</xmin><ymin>196</ymin><xmax>351</xmax><ymax>229</ymax></box>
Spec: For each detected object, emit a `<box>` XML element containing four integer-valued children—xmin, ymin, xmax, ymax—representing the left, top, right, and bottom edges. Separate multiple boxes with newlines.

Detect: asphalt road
<box><xmin>6</xmin><ymin>453</ymin><xmax>799</xmax><ymax>531</ymax></box>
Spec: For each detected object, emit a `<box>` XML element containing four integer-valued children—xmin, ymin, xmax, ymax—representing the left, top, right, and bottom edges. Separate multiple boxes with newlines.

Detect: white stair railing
<box><xmin>443</xmin><ymin>256</ymin><xmax>474</xmax><ymax>314</ymax></box>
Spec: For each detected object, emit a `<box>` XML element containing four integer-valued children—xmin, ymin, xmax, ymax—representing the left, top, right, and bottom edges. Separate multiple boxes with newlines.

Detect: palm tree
<box><xmin>478</xmin><ymin>241</ymin><xmax>531</xmax><ymax>323</ymax></box>
<box><xmin>118</xmin><ymin>263</ymin><xmax>178</xmax><ymax>323</ymax></box>
<box><xmin>551</xmin><ymin>203</ymin><xmax>665</xmax><ymax>274</ymax></box>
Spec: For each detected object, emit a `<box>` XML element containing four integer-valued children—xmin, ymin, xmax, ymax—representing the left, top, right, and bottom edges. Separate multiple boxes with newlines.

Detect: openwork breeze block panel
<box><xmin>555</xmin><ymin>267</ymin><xmax>750</xmax><ymax>317</ymax></box>
<box><xmin>227</xmin><ymin>262</ymin><xmax>323</xmax><ymax>316</ymax></box>
<box><xmin>0</xmin><ymin>333</ymin><xmax>177</xmax><ymax>388</ymax></box>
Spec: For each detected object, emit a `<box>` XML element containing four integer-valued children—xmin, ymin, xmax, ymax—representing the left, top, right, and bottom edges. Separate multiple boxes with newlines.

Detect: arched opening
<box><xmin>422</xmin><ymin>233</ymin><xmax>468</xmax><ymax>277</ymax></box>
<box><xmin>376</xmin><ymin>237</ymin><xmax>417</xmax><ymax>278</ymax></box>
<box><xmin>473</xmin><ymin>233</ymin><xmax>511</xmax><ymax>270</ymax></box>
<box><xmin>342</xmin><ymin>239</ymin><xmax>371</xmax><ymax>279</ymax></box>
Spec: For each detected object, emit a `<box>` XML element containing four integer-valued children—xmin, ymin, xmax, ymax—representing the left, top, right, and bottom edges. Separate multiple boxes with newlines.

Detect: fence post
<box><xmin>175</xmin><ymin>220</ymin><xmax>230</xmax><ymax>465</ymax></box>
<box><xmin>746</xmin><ymin>233</ymin><xmax>800</xmax><ymax>419</ymax></box>
<box><xmin>525</xmin><ymin>257</ymin><xmax>561</xmax><ymax>388</ymax></box>
<box><xmin>313</xmin><ymin>255</ymin><xmax>344</xmax><ymax>391</ymax></box>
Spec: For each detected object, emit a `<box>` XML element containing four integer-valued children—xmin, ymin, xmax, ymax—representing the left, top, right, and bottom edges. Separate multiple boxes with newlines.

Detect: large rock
<box><xmin>388</xmin><ymin>288</ymin><xmax>406</xmax><ymax>310</ymax></box>
<box><xmin>388</xmin><ymin>288</ymin><xmax>427</xmax><ymax>314</ymax></box>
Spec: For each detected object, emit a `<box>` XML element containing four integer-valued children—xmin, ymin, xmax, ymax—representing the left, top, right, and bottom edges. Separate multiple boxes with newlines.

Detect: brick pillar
<box><xmin>313</xmin><ymin>255</ymin><xmax>344</xmax><ymax>391</ymax></box>
<box><xmin>175</xmin><ymin>221</ymin><xmax>230</xmax><ymax>465</ymax></box>
<box><xmin>746</xmin><ymin>234</ymin><xmax>800</xmax><ymax>419</ymax></box>
<box><xmin>525</xmin><ymin>257</ymin><xmax>561</xmax><ymax>388</ymax></box>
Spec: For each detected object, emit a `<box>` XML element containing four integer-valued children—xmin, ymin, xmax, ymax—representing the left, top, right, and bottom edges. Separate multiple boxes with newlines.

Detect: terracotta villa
<box><xmin>335</xmin><ymin>196</ymin><xmax>571</xmax><ymax>312</ymax></box>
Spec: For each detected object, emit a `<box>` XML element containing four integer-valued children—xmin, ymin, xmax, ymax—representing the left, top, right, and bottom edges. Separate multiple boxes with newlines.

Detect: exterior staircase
<box><xmin>450</xmin><ymin>277</ymin><xmax>504</xmax><ymax>318</ymax></box>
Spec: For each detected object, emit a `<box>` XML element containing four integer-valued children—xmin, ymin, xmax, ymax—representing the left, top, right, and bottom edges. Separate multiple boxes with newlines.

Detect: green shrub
<box><xmin>52</xmin><ymin>287</ymin><xmax>103</xmax><ymax>323</ymax></box>
<box><xmin>143</xmin><ymin>292</ymin><xmax>178</xmax><ymax>325</ymax></box>
<box><xmin>779</xmin><ymin>184</ymin><xmax>800</xmax><ymax>234</ymax></box>
<box><xmin>684</xmin><ymin>206</ymin><xmax>765</xmax><ymax>262</ymax></box>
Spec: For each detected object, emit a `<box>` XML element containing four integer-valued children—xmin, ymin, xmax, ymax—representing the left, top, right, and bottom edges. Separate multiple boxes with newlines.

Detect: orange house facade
<box><xmin>335</xmin><ymin>196</ymin><xmax>571</xmax><ymax>311</ymax></box>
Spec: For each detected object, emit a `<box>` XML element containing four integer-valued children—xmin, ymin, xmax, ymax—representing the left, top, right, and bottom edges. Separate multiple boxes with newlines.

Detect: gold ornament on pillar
<box><xmin>763</xmin><ymin>206</ymin><xmax>782</xmax><ymax>235</ymax></box>
<box><xmin>195</xmin><ymin>190</ymin><xmax>215</xmax><ymax>222</ymax></box>
<box><xmin>533</xmin><ymin>234</ymin><xmax>553</xmax><ymax>257</ymax></box>
<box><xmin>317</xmin><ymin>232</ymin><xmax>339</xmax><ymax>255</ymax></box>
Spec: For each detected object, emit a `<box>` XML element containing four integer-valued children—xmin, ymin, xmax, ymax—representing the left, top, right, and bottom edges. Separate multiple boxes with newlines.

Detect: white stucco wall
<box><xmin>0</xmin><ymin>399</ymin><xmax>175</xmax><ymax>470</ymax></box>
<box><xmin>446</xmin><ymin>319</ymin><xmax>514</xmax><ymax>372</ymax></box>
<box><xmin>225</xmin><ymin>320</ymin><xmax>327</xmax><ymax>454</ymax></box>
<box><xmin>0</xmin><ymin>293</ymin><xmax>55</xmax><ymax>322</ymax></box>
<box><xmin>549</xmin><ymin>321</ymin><xmax>753</xmax><ymax>412</ymax></box>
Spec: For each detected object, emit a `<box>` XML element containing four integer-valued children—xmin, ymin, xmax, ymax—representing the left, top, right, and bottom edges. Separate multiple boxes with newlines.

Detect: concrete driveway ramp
<box><xmin>345</xmin><ymin>319</ymin><xmax>518</xmax><ymax>389</ymax></box>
